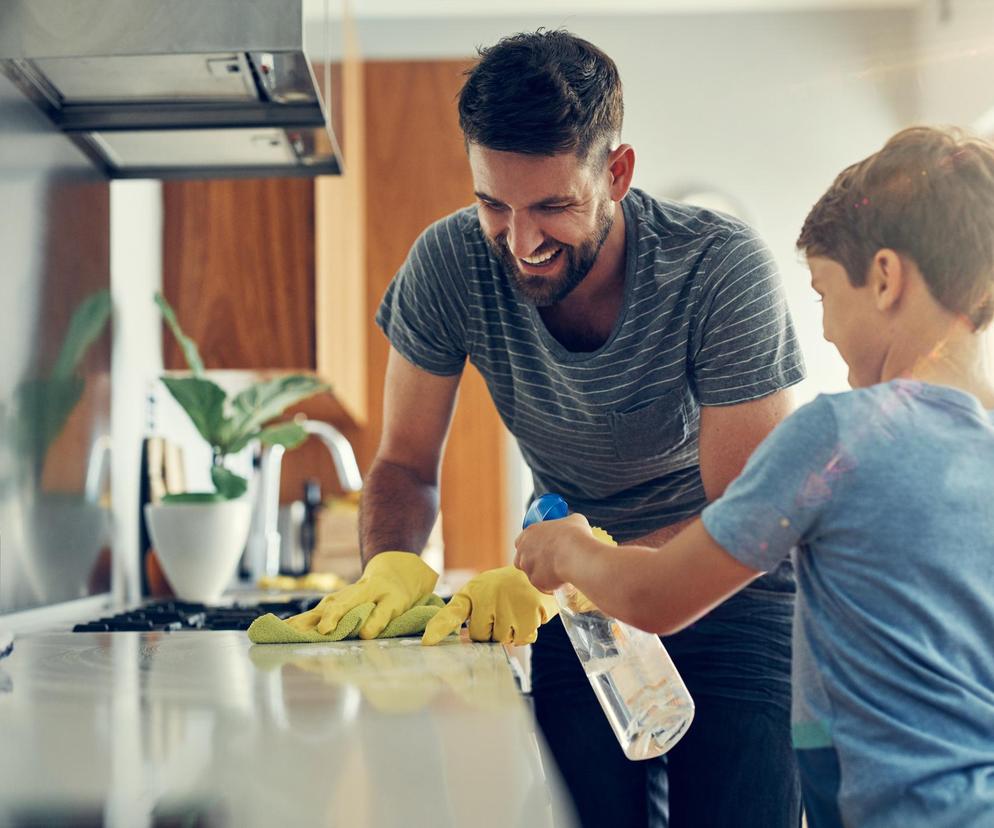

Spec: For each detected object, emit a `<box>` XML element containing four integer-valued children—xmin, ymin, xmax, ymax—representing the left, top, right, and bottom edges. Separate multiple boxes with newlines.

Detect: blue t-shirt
<box><xmin>702</xmin><ymin>380</ymin><xmax>994</xmax><ymax>827</ymax></box>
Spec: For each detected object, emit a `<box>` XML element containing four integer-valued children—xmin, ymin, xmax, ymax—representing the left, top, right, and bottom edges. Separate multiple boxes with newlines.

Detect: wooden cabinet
<box><xmin>162</xmin><ymin>177</ymin><xmax>317</xmax><ymax>372</ymax></box>
<box><xmin>162</xmin><ymin>58</ymin><xmax>509</xmax><ymax>574</ymax></box>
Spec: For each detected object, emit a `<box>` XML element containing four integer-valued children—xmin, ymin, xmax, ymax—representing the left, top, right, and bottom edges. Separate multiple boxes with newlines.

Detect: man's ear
<box><xmin>606</xmin><ymin>144</ymin><xmax>635</xmax><ymax>201</ymax></box>
<box><xmin>868</xmin><ymin>248</ymin><xmax>906</xmax><ymax>313</ymax></box>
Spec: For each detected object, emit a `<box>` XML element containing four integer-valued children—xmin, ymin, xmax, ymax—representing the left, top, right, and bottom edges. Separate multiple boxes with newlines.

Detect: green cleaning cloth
<box><xmin>247</xmin><ymin>594</ymin><xmax>446</xmax><ymax>644</ymax></box>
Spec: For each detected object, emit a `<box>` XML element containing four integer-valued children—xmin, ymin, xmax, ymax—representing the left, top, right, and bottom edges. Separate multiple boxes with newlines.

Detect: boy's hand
<box><xmin>513</xmin><ymin>512</ymin><xmax>595</xmax><ymax>593</ymax></box>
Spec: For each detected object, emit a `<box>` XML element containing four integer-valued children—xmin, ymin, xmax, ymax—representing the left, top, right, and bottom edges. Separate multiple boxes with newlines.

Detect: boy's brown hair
<box><xmin>797</xmin><ymin>126</ymin><xmax>994</xmax><ymax>329</ymax></box>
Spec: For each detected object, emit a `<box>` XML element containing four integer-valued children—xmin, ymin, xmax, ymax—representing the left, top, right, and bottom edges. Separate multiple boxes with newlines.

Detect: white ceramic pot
<box><xmin>144</xmin><ymin>499</ymin><xmax>252</xmax><ymax>604</ymax></box>
<box><xmin>28</xmin><ymin>494</ymin><xmax>111</xmax><ymax>605</ymax></box>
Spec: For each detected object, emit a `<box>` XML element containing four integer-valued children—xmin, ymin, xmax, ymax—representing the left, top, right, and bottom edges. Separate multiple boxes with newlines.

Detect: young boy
<box><xmin>514</xmin><ymin>125</ymin><xmax>994</xmax><ymax>828</ymax></box>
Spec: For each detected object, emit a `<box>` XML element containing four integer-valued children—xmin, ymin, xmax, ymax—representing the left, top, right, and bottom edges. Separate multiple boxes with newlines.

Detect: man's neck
<box><xmin>538</xmin><ymin>202</ymin><xmax>627</xmax><ymax>352</ymax></box>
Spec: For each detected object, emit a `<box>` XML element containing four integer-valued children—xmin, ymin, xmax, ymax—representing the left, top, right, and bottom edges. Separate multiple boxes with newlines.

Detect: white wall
<box><xmin>350</xmin><ymin>9</ymin><xmax>918</xmax><ymax>402</ymax></box>
<box><xmin>915</xmin><ymin>0</ymin><xmax>994</xmax><ymax>132</ymax></box>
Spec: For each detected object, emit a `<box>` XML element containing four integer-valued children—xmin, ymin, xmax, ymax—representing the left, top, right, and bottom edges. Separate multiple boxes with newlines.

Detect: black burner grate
<box><xmin>72</xmin><ymin>598</ymin><xmax>321</xmax><ymax>633</ymax></box>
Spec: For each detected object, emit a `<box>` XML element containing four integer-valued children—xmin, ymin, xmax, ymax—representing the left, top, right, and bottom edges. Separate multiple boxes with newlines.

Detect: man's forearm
<box><xmin>358</xmin><ymin>458</ymin><xmax>440</xmax><ymax>565</ymax></box>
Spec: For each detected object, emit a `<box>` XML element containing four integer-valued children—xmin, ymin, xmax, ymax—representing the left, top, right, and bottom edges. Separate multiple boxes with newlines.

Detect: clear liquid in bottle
<box><xmin>554</xmin><ymin>586</ymin><xmax>695</xmax><ymax>761</ymax></box>
<box><xmin>523</xmin><ymin>493</ymin><xmax>695</xmax><ymax>760</ymax></box>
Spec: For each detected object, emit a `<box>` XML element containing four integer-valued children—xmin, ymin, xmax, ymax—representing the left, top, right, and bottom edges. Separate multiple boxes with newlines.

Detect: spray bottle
<box><xmin>523</xmin><ymin>493</ymin><xmax>694</xmax><ymax>760</ymax></box>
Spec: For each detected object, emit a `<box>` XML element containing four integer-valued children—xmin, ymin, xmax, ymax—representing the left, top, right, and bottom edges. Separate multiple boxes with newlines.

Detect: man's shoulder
<box><xmin>398</xmin><ymin>205</ymin><xmax>492</xmax><ymax>292</ymax></box>
<box><xmin>626</xmin><ymin>187</ymin><xmax>756</xmax><ymax>246</ymax></box>
<box><xmin>415</xmin><ymin>204</ymin><xmax>485</xmax><ymax>255</ymax></box>
<box><xmin>625</xmin><ymin>189</ymin><xmax>778</xmax><ymax>299</ymax></box>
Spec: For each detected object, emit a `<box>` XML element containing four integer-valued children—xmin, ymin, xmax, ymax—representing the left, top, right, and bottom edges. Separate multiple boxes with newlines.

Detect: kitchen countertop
<box><xmin>0</xmin><ymin>631</ymin><xmax>575</xmax><ymax>827</ymax></box>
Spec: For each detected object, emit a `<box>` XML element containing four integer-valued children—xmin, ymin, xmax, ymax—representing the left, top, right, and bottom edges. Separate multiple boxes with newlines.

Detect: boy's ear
<box><xmin>868</xmin><ymin>248</ymin><xmax>906</xmax><ymax>313</ymax></box>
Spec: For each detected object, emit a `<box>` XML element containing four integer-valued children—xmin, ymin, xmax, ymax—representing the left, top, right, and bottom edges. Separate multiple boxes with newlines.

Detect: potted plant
<box><xmin>144</xmin><ymin>293</ymin><xmax>330</xmax><ymax>603</ymax></box>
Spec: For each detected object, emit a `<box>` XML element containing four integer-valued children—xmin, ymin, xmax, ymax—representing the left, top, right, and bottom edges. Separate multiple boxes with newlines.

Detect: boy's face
<box><xmin>809</xmin><ymin>256</ymin><xmax>888</xmax><ymax>388</ymax></box>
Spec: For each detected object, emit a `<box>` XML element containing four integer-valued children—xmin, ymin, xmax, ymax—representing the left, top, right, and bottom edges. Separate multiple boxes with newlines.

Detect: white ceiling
<box><xmin>340</xmin><ymin>0</ymin><xmax>922</xmax><ymax>18</ymax></box>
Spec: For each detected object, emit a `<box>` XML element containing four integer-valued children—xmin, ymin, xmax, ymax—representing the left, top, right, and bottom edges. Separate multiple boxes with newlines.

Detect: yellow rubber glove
<box><xmin>422</xmin><ymin>566</ymin><xmax>559</xmax><ymax>646</ymax></box>
<box><xmin>285</xmin><ymin>551</ymin><xmax>438</xmax><ymax>640</ymax></box>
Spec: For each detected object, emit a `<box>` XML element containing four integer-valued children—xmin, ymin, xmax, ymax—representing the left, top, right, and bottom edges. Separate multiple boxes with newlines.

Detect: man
<box><xmin>291</xmin><ymin>30</ymin><xmax>804</xmax><ymax>827</ymax></box>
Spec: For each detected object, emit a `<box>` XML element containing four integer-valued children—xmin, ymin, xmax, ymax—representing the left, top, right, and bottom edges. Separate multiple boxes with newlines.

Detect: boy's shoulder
<box><xmin>790</xmin><ymin>382</ymin><xmax>909</xmax><ymax>440</ymax></box>
<box><xmin>813</xmin><ymin>379</ymin><xmax>988</xmax><ymax>423</ymax></box>
<box><xmin>761</xmin><ymin>382</ymin><xmax>915</xmax><ymax>457</ymax></box>
<box><xmin>789</xmin><ymin>380</ymin><xmax>993</xmax><ymax>469</ymax></box>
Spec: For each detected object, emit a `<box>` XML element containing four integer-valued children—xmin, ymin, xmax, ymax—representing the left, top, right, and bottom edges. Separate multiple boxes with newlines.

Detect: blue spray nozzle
<box><xmin>523</xmin><ymin>493</ymin><xmax>569</xmax><ymax>529</ymax></box>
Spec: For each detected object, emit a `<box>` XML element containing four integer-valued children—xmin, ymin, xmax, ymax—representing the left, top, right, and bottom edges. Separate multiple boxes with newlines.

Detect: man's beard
<box><xmin>487</xmin><ymin>201</ymin><xmax>615</xmax><ymax>307</ymax></box>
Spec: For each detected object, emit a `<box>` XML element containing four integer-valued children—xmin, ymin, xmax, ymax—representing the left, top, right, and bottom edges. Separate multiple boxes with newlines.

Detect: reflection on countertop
<box><xmin>0</xmin><ymin>631</ymin><xmax>575</xmax><ymax>827</ymax></box>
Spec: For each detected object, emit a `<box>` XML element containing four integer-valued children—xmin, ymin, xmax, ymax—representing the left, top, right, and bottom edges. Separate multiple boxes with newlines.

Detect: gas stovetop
<box><xmin>72</xmin><ymin>597</ymin><xmax>321</xmax><ymax>633</ymax></box>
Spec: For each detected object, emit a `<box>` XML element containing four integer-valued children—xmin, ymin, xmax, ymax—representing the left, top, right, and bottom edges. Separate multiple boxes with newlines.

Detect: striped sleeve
<box><xmin>375</xmin><ymin>217</ymin><xmax>470</xmax><ymax>376</ymax></box>
<box><xmin>690</xmin><ymin>226</ymin><xmax>805</xmax><ymax>405</ymax></box>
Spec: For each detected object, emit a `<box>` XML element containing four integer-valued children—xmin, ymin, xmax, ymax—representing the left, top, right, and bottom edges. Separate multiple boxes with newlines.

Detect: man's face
<box><xmin>809</xmin><ymin>256</ymin><xmax>886</xmax><ymax>388</ymax></box>
<box><xmin>468</xmin><ymin>144</ymin><xmax>615</xmax><ymax>306</ymax></box>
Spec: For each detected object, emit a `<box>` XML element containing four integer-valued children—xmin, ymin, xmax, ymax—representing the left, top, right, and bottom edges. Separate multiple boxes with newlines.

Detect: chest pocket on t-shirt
<box><xmin>607</xmin><ymin>392</ymin><xmax>689</xmax><ymax>461</ymax></box>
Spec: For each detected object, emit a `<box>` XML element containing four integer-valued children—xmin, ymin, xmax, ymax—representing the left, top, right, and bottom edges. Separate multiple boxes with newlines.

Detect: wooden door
<box><xmin>361</xmin><ymin>60</ymin><xmax>509</xmax><ymax>573</ymax></box>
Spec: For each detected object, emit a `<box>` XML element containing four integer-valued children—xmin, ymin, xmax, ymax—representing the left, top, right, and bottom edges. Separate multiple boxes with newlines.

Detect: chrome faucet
<box><xmin>245</xmin><ymin>419</ymin><xmax>362</xmax><ymax>579</ymax></box>
<box><xmin>299</xmin><ymin>419</ymin><xmax>363</xmax><ymax>493</ymax></box>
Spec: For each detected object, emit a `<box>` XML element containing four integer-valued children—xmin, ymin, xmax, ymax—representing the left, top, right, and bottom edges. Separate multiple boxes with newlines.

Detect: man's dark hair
<box><xmin>797</xmin><ymin>125</ymin><xmax>994</xmax><ymax>329</ymax></box>
<box><xmin>458</xmin><ymin>29</ymin><xmax>624</xmax><ymax>160</ymax></box>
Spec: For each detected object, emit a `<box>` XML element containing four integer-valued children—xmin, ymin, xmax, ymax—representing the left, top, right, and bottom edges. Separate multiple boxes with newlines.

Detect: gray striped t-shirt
<box><xmin>377</xmin><ymin>188</ymin><xmax>805</xmax><ymax>589</ymax></box>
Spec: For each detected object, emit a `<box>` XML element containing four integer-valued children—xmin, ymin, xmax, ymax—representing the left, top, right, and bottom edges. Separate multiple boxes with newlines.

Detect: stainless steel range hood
<box><xmin>0</xmin><ymin>0</ymin><xmax>343</xmax><ymax>178</ymax></box>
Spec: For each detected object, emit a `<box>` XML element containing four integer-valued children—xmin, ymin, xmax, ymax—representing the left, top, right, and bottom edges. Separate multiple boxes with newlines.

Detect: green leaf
<box><xmin>162</xmin><ymin>492</ymin><xmax>227</xmax><ymax>504</ymax></box>
<box><xmin>258</xmin><ymin>421</ymin><xmax>309</xmax><ymax>450</ymax></box>
<box><xmin>155</xmin><ymin>292</ymin><xmax>205</xmax><ymax>377</ymax></box>
<box><xmin>226</xmin><ymin>421</ymin><xmax>308</xmax><ymax>455</ymax></box>
<box><xmin>161</xmin><ymin>376</ymin><xmax>228</xmax><ymax>446</ymax></box>
<box><xmin>52</xmin><ymin>289</ymin><xmax>112</xmax><ymax>380</ymax></box>
<box><xmin>17</xmin><ymin>377</ymin><xmax>85</xmax><ymax>467</ymax></box>
<box><xmin>211</xmin><ymin>466</ymin><xmax>248</xmax><ymax>500</ymax></box>
<box><xmin>14</xmin><ymin>289</ymin><xmax>112</xmax><ymax>469</ymax></box>
<box><xmin>221</xmin><ymin>375</ymin><xmax>328</xmax><ymax>452</ymax></box>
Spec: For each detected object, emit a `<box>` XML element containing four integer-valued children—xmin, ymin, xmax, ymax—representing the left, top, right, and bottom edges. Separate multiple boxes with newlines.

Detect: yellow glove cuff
<box><xmin>363</xmin><ymin>550</ymin><xmax>439</xmax><ymax>595</ymax></box>
<box><xmin>569</xmin><ymin>527</ymin><xmax>616</xmax><ymax>614</ymax></box>
<box><xmin>591</xmin><ymin>526</ymin><xmax>616</xmax><ymax>546</ymax></box>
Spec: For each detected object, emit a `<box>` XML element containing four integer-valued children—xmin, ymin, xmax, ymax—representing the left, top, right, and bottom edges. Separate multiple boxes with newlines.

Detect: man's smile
<box><xmin>519</xmin><ymin>245</ymin><xmax>564</xmax><ymax>270</ymax></box>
